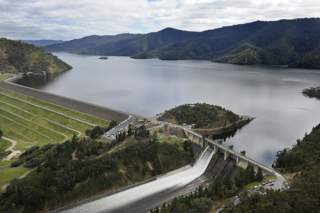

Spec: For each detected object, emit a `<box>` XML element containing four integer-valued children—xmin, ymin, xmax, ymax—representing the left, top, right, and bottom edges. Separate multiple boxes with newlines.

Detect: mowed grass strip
<box><xmin>0</xmin><ymin>139</ymin><xmax>11</xmax><ymax>153</ymax></box>
<box><xmin>0</xmin><ymin>108</ymin><xmax>66</xmax><ymax>143</ymax></box>
<box><xmin>0</xmin><ymin>87</ymin><xmax>109</xmax><ymax>127</ymax></box>
<box><xmin>0</xmin><ymin>92</ymin><xmax>93</xmax><ymax>133</ymax></box>
<box><xmin>0</xmin><ymin>166</ymin><xmax>30</xmax><ymax>190</ymax></box>
<box><xmin>0</xmin><ymin>100</ymin><xmax>78</xmax><ymax>137</ymax></box>
<box><xmin>0</xmin><ymin>115</ymin><xmax>51</xmax><ymax>150</ymax></box>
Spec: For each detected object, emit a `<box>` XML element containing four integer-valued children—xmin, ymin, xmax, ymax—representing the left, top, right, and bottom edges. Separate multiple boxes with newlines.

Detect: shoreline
<box><xmin>1</xmin><ymin>74</ymin><xmax>129</xmax><ymax>122</ymax></box>
<box><xmin>194</xmin><ymin>116</ymin><xmax>254</xmax><ymax>137</ymax></box>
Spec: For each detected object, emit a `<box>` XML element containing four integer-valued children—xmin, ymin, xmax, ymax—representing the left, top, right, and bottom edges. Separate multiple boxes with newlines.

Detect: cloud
<box><xmin>0</xmin><ymin>0</ymin><xmax>319</xmax><ymax>40</ymax></box>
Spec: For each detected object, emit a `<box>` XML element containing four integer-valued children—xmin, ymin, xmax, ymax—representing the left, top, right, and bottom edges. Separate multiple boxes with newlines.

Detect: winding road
<box><xmin>2</xmin><ymin>136</ymin><xmax>21</xmax><ymax>161</ymax></box>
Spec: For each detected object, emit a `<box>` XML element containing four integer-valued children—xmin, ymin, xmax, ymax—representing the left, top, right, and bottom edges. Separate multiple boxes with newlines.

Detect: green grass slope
<box><xmin>0</xmin><ymin>87</ymin><xmax>109</xmax><ymax>151</ymax></box>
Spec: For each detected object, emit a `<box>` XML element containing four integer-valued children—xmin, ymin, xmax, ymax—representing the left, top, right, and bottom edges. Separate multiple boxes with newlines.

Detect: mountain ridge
<box><xmin>46</xmin><ymin>18</ymin><xmax>320</xmax><ymax>69</ymax></box>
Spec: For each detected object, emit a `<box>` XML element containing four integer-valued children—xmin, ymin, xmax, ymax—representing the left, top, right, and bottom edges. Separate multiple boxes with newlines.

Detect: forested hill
<box><xmin>0</xmin><ymin>38</ymin><xmax>71</xmax><ymax>75</ymax></box>
<box><xmin>45</xmin><ymin>28</ymin><xmax>197</xmax><ymax>56</ymax></box>
<box><xmin>46</xmin><ymin>18</ymin><xmax>320</xmax><ymax>69</ymax></box>
<box><xmin>225</xmin><ymin>124</ymin><xmax>320</xmax><ymax>212</ymax></box>
<box><xmin>137</xmin><ymin>18</ymin><xmax>320</xmax><ymax>69</ymax></box>
<box><xmin>22</xmin><ymin>40</ymin><xmax>64</xmax><ymax>47</ymax></box>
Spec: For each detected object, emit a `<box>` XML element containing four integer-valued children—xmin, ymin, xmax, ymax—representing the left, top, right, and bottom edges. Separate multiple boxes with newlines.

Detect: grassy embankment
<box><xmin>0</xmin><ymin>85</ymin><xmax>109</xmax><ymax>189</ymax></box>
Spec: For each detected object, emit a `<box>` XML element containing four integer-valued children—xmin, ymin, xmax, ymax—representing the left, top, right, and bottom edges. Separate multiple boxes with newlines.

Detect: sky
<box><xmin>0</xmin><ymin>0</ymin><xmax>319</xmax><ymax>40</ymax></box>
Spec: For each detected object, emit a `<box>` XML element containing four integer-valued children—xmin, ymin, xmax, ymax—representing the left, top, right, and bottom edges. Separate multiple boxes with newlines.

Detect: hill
<box><xmin>158</xmin><ymin>103</ymin><xmax>240</xmax><ymax>129</ymax></box>
<box><xmin>21</xmin><ymin>40</ymin><xmax>64</xmax><ymax>47</ymax></box>
<box><xmin>47</xmin><ymin>18</ymin><xmax>320</xmax><ymax>69</ymax></box>
<box><xmin>0</xmin><ymin>38</ymin><xmax>71</xmax><ymax>75</ymax></box>
<box><xmin>224</xmin><ymin>124</ymin><xmax>320</xmax><ymax>212</ymax></box>
<box><xmin>141</xmin><ymin>18</ymin><xmax>320</xmax><ymax>69</ymax></box>
<box><xmin>46</xmin><ymin>28</ymin><xmax>197</xmax><ymax>56</ymax></box>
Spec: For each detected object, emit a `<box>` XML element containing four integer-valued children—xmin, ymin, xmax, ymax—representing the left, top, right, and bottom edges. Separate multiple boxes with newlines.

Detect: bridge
<box><xmin>164</xmin><ymin>123</ymin><xmax>285</xmax><ymax>184</ymax></box>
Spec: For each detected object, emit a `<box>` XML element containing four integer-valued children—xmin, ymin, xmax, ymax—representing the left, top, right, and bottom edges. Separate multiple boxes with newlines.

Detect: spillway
<box><xmin>63</xmin><ymin>146</ymin><xmax>214</xmax><ymax>213</ymax></box>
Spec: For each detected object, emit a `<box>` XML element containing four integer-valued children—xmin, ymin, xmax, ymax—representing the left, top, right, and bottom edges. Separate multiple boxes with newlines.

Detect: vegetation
<box><xmin>0</xmin><ymin>87</ymin><xmax>109</xmax><ymax>150</ymax></box>
<box><xmin>22</xmin><ymin>40</ymin><xmax>64</xmax><ymax>47</ymax></box>
<box><xmin>0</xmin><ymin>86</ymin><xmax>110</xmax><ymax>189</ymax></box>
<box><xmin>151</xmin><ymin>165</ymin><xmax>264</xmax><ymax>213</ymax></box>
<box><xmin>46</xmin><ymin>28</ymin><xmax>197</xmax><ymax>56</ymax></box>
<box><xmin>47</xmin><ymin>18</ymin><xmax>320</xmax><ymax>69</ymax></box>
<box><xmin>158</xmin><ymin>103</ymin><xmax>240</xmax><ymax>129</ymax></box>
<box><xmin>224</xmin><ymin>124</ymin><xmax>320</xmax><ymax>212</ymax></box>
<box><xmin>0</xmin><ymin>128</ymin><xmax>194</xmax><ymax>213</ymax></box>
<box><xmin>0</xmin><ymin>73</ymin><xmax>14</xmax><ymax>81</ymax></box>
<box><xmin>0</xmin><ymin>38</ymin><xmax>71</xmax><ymax>75</ymax></box>
<box><xmin>0</xmin><ymin>138</ymin><xmax>11</xmax><ymax>159</ymax></box>
<box><xmin>302</xmin><ymin>86</ymin><xmax>320</xmax><ymax>100</ymax></box>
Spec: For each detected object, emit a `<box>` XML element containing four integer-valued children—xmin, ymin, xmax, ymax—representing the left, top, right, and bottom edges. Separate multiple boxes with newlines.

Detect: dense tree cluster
<box><xmin>225</xmin><ymin>124</ymin><xmax>320</xmax><ymax>212</ymax></box>
<box><xmin>85</xmin><ymin>120</ymin><xmax>117</xmax><ymax>139</ymax></box>
<box><xmin>302</xmin><ymin>87</ymin><xmax>320</xmax><ymax>100</ymax></box>
<box><xmin>0</xmin><ymin>131</ymin><xmax>193</xmax><ymax>212</ymax></box>
<box><xmin>274</xmin><ymin>124</ymin><xmax>320</xmax><ymax>172</ymax></box>
<box><xmin>151</xmin><ymin>165</ymin><xmax>262</xmax><ymax>213</ymax></box>
<box><xmin>158</xmin><ymin>103</ymin><xmax>240</xmax><ymax>129</ymax></box>
<box><xmin>134</xmin><ymin>125</ymin><xmax>150</xmax><ymax>138</ymax></box>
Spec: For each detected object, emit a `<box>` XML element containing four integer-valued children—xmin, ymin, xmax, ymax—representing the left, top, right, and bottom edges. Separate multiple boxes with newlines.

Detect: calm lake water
<box><xmin>25</xmin><ymin>52</ymin><xmax>320</xmax><ymax>165</ymax></box>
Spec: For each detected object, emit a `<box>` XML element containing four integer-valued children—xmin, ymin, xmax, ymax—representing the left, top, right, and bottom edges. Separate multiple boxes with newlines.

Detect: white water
<box><xmin>64</xmin><ymin>147</ymin><xmax>214</xmax><ymax>213</ymax></box>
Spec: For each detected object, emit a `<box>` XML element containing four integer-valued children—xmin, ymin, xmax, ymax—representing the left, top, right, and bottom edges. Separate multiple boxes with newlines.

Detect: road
<box><xmin>2</xmin><ymin>136</ymin><xmax>21</xmax><ymax>161</ymax></box>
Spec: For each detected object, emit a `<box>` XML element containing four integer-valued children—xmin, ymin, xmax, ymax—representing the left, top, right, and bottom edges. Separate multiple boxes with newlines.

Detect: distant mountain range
<box><xmin>46</xmin><ymin>18</ymin><xmax>320</xmax><ymax>69</ymax></box>
<box><xmin>22</xmin><ymin>40</ymin><xmax>64</xmax><ymax>47</ymax></box>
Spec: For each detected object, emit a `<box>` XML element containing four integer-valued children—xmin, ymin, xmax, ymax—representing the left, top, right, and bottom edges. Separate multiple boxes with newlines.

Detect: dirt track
<box><xmin>0</xmin><ymin>80</ymin><xmax>128</xmax><ymax>122</ymax></box>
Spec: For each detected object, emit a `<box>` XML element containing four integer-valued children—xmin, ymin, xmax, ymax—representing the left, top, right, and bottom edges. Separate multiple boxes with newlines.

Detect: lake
<box><xmin>21</xmin><ymin>52</ymin><xmax>320</xmax><ymax>165</ymax></box>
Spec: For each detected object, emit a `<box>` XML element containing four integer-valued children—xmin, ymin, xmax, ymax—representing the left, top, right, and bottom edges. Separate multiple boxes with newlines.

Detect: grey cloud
<box><xmin>0</xmin><ymin>0</ymin><xmax>319</xmax><ymax>40</ymax></box>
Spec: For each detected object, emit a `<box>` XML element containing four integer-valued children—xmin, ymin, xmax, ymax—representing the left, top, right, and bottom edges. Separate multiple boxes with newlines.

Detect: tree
<box><xmin>256</xmin><ymin>168</ymin><xmax>263</xmax><ymax>182</ymax></box>
<box><xmin>90</xmin><ymin>126</ymin><xmax>105</xmax><ymax>139</ymax></box>
<box><xmin>108</xmin><ymin>120</ymin><xmax>117</xmax><ymax>129</ymax></box>
<box><xmin>128</xmin><ymin>125</ymin><xmax>133</xmax><ymax>136</ymax></box>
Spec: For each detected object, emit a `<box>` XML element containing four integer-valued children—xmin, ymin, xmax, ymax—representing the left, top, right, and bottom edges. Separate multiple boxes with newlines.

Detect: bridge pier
<box><xmin>236</xmin><ymin>156</ymin><xmax>249</xmax><ymax>169</ymax></box>
<box><xmin>181</xmin><ymin>127</ymin><xmax>274</xmax><ymax>176</ymax></box>
<box><xmin>224</xmin><ymin>151</ymin><xmax>229</xmax><ymax>160</ymax></box>
<box><xmin>212</xmin><ymin>145</ymin><xmax>217</xmax><ymax>154</ymax></box>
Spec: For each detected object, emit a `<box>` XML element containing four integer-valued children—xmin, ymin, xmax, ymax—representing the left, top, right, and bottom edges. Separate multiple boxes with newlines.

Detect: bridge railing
<box><xmin>179</xmin><ymin>125</ymin><xmax>275</xmax><ymax>174</ymax></box>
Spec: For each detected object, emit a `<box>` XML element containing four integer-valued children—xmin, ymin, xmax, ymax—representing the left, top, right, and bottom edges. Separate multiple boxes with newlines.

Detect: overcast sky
<box><xmin>0</xmin><ymin>0</ymin><xmax>319</xmax><ymax>40</ymax></box>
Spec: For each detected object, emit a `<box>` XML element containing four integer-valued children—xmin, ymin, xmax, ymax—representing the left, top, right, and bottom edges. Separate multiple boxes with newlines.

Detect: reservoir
<box><xmin>20</xmin><ymin>52</ymin><xmax>320</xmax><ymax>165</ymax></box>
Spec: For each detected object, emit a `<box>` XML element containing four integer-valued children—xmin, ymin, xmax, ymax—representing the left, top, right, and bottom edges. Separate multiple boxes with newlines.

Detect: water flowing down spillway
<box><xmin>63</xmin><ymin>147</ymin><xmax>214</xmax><ymax>213</ymax></box>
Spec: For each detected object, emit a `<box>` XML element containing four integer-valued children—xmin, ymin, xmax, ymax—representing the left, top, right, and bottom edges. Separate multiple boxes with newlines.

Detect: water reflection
<box><xmin>20</xmin><ymin>53</ymin><xmax>320</xmax><ymax>165</ymax></box>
